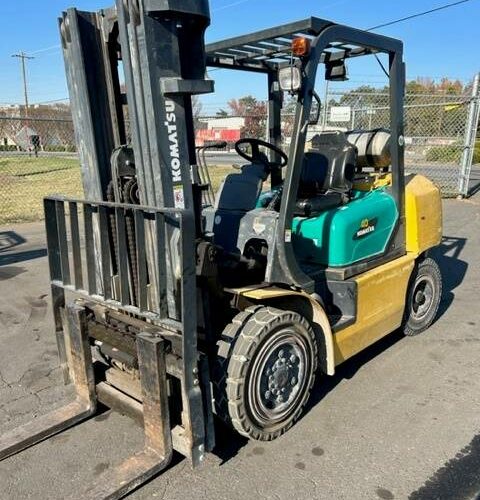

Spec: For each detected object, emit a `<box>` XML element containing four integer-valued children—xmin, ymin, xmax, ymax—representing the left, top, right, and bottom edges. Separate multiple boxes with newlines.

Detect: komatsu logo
<box><xmin>354</xmin><ymin>218</ymin><xmax>377</xmax><ymax>239</ymax></box>
<box><xmin>164</xmin><ymin>99</ymin><xmax>182</xmax><ymax>183</ymax></box>
<box><xmin>356</xmin><ymin>225</ymin><xmax>375</xmax><ymax>237</ymax></box>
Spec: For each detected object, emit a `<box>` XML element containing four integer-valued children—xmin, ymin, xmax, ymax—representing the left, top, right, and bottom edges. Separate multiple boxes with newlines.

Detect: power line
<box><xmin>29</xmin><ymin>44</ymin><xmax>61</xmax><ymax>55</ymax></box>
<box><xmin>367</xmin><ymin>0</ymin><xmax>473</xmax><ymax>31</ymax></box>
<box><xmin>32</xmin><ymin>97</ymin><xmax>70</xmax><ymax>105</ymax></box>
<box><xmin>212</xmin><ymin>0</ymin><xmax>252</xmax><ymax>12</ymax></box>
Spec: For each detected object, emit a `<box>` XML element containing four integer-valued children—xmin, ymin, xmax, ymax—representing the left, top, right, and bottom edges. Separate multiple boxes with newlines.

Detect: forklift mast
<box><xmin>58</xmin><ymin>0</ymin><xmax>216</xmax><ymax>441</ymax></box>
<box><xmin>61</xmin><ymin>0</ymin><xmax>213</xmax><ymax>208</ymax></box>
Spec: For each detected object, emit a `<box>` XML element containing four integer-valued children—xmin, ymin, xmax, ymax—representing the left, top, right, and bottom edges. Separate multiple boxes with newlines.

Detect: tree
<box><xmin>227</xmin><ymin>95</ymin><xmax>267</xmax><ymax>139</ymax></box>
<box><xmin>281</xmin><ymin>96</ymin><xmax>297</xmax><ymax>143</ymax></box>
<box><xmin>334</xmin><ymin>78</ymin><xmax>469</xmax><ymax>137</ymax></box>
<box><xmin>192</xmin><ymin>95</ymin><xmax>203</xmax><ymax>129</ymax></box>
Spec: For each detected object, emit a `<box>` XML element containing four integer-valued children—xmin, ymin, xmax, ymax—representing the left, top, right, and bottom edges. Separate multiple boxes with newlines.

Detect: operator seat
<box><xmin>209</xmin><ymin>161</ymin><xmax>270</xmax><ymax>253</ymax></box>
<box><xmin>215</xmin><ymin>162</ymin><xmax>269</xmax><ymax>211</ymax></box>
<box><xmin>295</xmin><ymin>131</ymin><xmax>356</xmax><ymax>217</ymax></box>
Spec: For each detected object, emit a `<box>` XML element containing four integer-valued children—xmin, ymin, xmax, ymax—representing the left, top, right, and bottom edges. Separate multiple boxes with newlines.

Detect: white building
<box><xmin>199</xmin><ymin>116</ymin><xmax>245</xmax><ymax>130</ymax></box>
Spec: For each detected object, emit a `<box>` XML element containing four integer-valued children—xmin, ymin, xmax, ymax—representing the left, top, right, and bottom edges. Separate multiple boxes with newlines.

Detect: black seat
<box><xmin>215</xmin><ymin>163</ymin><xmax>269</xmax><ymax>211</ymax></box>
<box><xmin>295</xmin><ymin>131</ymin><xmax>356</xmax><ymax>217</ymax></box>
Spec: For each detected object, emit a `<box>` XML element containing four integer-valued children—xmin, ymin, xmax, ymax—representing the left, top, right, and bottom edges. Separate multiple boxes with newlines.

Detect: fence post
<box><xmin>322</xmin><ymin>80</ymin><xmax>330</xmax><ymax>130</ymax></box>
<box><xmin>458</xmin><ymin>73</ymin><xmax>480</xmax><ymax>197</ymax></box>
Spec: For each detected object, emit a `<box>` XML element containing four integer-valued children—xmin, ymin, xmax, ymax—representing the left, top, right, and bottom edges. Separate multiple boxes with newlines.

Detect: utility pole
<box><xmin>12</xmin><ymin>51</ymin><xmax>34</xmax><ymax>118</ymax></box>
<box><xmin>12</xmin><ymin>51</ymin><xmax>35</xmax><ymax>154</ymax></box>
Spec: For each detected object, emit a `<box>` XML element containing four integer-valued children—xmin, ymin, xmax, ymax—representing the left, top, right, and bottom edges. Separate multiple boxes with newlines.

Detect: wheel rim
<box><xmin>411</xmin><ymin>275</ymin><xmax>435</xmax><ymax>321</ymax></box>
<box><xmin>247</xmin><ymin>328</ymin><xmax>311</xmax><ymax>428</ymax></box>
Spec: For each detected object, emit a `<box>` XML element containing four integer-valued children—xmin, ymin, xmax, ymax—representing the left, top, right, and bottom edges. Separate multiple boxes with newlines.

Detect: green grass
<box><xmin>0</xmin><ymin>156</ymin><xmax>79</xmax><ymax>176</ymax></box>
<box><xmin>425</xmin><ymin>140</ymin><xmax>480</xmax><ymax>164</ymax></box>
<box><xmin>0</xmin><ymin>157</ymin><xmax>237</xmax><ymax>225</ymax></box>
<box><xmin>0</xmin><ymin>156</ymin><xmax>83</xmax><ymax>224</ymax></box>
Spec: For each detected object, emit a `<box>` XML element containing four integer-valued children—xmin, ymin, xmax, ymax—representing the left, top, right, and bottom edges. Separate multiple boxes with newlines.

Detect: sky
<box><xmin>0</xmin><ymin>0</ymin><xmax>479</xmax><ymax>112</ymax></box>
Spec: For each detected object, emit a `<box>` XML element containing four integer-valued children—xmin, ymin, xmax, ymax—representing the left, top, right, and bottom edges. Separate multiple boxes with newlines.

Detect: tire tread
<box><xmin>212</xmin><ymin>305</ymin><xmax>318</xmax><ymax>441</ymax></box>
<box><xmin>402</xmin><ymin>256</ymin><xmax>442</xmax><ymax>336</ymax></box>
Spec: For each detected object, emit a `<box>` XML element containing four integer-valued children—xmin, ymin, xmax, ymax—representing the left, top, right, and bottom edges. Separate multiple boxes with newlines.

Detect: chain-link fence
<box><xmin>321</xmin><ymin>86</ymin><xmax>479</xmax><ymax>197</ymax></box>
<box><xmin>0</xmin><ymin>109</ymin><xmax>82</xmax><ymax>224</ymax></box>
<box><xmin>1</xmin><ymin>77</ymin><xmax>479</xmax><ymax>224</ymax></box>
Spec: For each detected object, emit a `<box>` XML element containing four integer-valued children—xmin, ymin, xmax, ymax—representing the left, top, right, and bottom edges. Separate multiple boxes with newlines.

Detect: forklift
<box><xmin>0</xmin><ymin>1</ymin><xmax>442</xmax><ymax>497</ymax></box>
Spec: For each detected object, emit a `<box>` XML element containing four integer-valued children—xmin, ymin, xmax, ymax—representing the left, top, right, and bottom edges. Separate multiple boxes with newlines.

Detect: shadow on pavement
<box><xmin>212</xmin><ymin>419</ymin><xmax>249</xmax><ymax>464</ymax></box>
<box><xmin>0</xmin><ymin>230</ymin><xmax>26</xmax><ymax>252</ymax></box>
<box><xmin>409</xmin><ymin>431</ymin><xmax>480</xmax><ymax>500</ymax></box>
<box><xmin>0</xmin><ymin>230</ymin><xmax>47</xmax><ymax>267</ymax></box>
<box><xmin>430</xmin><ymin>236</ymin><xmax>468</xmax><ymax>319</ymax></box>
<box><xmin>305</xmin><ymin>328</ymin><xmax>406</xmax><ymax>418</ymax></box>
<box><xmin>467</xmin><ymin>167</ymin><xmax>480</xmax><ymax>197</ymax></box>
<box><xmin>0</xmin><ymin>248</ymin><xmax>48</xmax><ymax>267</ymax></box>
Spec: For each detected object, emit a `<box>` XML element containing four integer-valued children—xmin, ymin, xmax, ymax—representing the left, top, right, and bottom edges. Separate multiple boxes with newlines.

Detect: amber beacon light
<box><xmin>291</xmin><ymin>37</ymin><xmax>311</xmax><ymax>56</ymax></box>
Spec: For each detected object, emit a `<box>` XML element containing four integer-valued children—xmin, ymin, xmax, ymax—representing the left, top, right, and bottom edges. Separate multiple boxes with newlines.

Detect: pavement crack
<box><xmin>0</xmin><ymin>367</ymin><xmax>12</xmax><ymax>388</ymax></box>
<box><xmin>16</xmin><ymin>362</ymin><xmax>58</xmax><ymax>388</ymax></box>
<box><xmin>158</xmin><ymin>473</ymin><xmax>173</xmax><ymax>500</ymax></box>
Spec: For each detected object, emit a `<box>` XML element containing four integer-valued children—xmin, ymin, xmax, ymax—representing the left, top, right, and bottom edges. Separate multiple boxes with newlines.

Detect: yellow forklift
<box><xmin>0</xmin><ymin>1</ymin><xmax>442</xmax><ymax>498</ymax></box>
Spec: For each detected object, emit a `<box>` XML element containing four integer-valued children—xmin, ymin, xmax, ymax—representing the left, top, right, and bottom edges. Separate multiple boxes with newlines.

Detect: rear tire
<box><xmin>212</xmin><ymin>306</ymin><xmax>318</xmax><ymax>441</ymax></box>
<box><xmin>401</xmin><ymin>257</ymin><xmax>442</xmax><ymax>336</ymax></box>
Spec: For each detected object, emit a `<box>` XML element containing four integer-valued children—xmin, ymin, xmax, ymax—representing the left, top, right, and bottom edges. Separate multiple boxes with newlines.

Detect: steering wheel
<box><xmin>235</xmin><ymin>138</ymin><xmax>288</xmax><ymax>168</ymax></box>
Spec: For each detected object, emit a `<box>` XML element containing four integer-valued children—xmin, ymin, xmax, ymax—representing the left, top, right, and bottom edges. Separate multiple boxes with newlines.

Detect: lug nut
<box><xmin>265</xmin><ymin>390</ymin><xmax>271</xmax><ymax>399</ymax></box>
<box><xmin>278</xmin><ymin>349</ymin><xmax>285</xmax><ymax>358</ymax></box>
<box><xmin>290</xmin><ymin>354</ymin><xmax>297</xmax><ymax>363</ymax></box>
<box><xmin>291</xmin><ymin>377</ymin><xmax>297</xmax><ymax>385</ymax></box>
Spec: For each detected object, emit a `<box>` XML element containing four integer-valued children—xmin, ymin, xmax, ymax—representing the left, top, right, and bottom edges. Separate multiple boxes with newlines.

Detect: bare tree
<box><xmin>228</xmin><ymin>95</ymin><xmax>267</xmax><ymax>139</ymax></box>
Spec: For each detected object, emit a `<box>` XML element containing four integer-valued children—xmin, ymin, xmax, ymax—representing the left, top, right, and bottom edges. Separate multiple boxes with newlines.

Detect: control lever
<box><xmin>195</xmin><ymin>141</ymin><xmax>228</xmax><ymax>206</ymax></box>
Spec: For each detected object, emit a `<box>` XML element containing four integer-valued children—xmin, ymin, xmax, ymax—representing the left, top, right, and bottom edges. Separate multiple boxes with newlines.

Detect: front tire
<box><xmin>402</xmin><ymin>257</ymin><xmax>442</xmax><ymax>336</ymax></box>
<box><xmin>213</xmin><ymin>306</ymin><xmax>318</xmax><ymax>441</ymax></box>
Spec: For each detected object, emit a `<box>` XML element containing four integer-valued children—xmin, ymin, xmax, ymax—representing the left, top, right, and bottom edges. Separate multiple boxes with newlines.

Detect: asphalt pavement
<box><xmin>0</xmin><ymin>197</ymin><xmax>479</xmax><ymax>499</ymax></box>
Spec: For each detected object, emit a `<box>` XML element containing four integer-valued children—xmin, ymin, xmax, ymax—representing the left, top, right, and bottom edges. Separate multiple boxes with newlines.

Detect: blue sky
<box><xmin>1</xmin><ymin>0</ymin><xmax>479</xmax><ymax>111</ymax></box>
